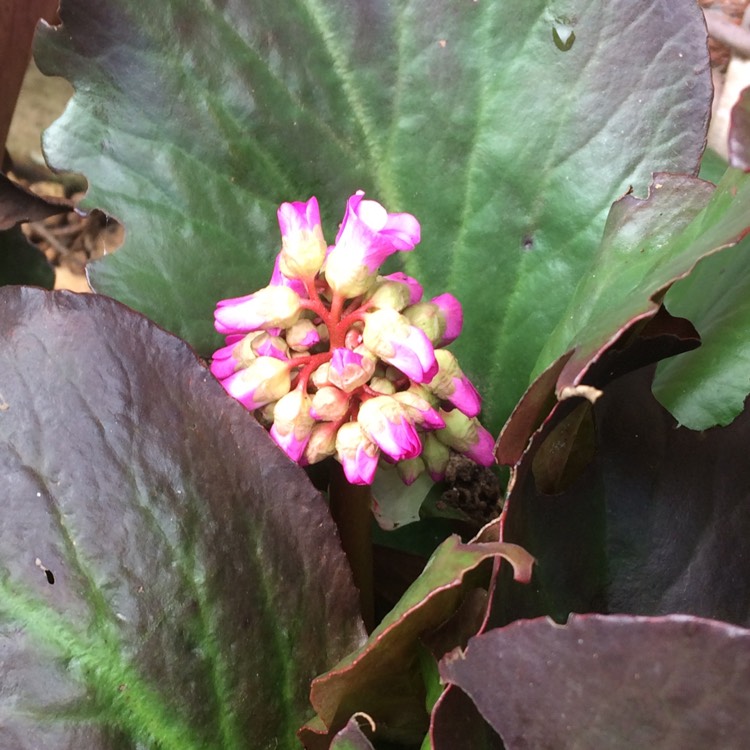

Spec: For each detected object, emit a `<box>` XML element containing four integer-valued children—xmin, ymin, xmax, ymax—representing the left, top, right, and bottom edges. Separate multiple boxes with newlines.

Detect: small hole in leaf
<box><xmin>522</xmin><ymin>235</ymin><xmax>535</xmax><ymax>251</ymax></box>
<box><xmin>35</xmin><ymin>557</ymin><xmax>55</xmax><ymax>585</ymax></box>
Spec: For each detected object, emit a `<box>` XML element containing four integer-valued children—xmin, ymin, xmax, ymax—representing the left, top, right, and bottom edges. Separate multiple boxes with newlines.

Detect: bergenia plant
<box><xmin>5</xmin><ymin>1</ymin><xmax>750</xmax><ymax>748</ymax></box>
<box><xmin>210</xmin><ymin>191</ymin><xmax>494</xmax><ymax>486</ymax></box>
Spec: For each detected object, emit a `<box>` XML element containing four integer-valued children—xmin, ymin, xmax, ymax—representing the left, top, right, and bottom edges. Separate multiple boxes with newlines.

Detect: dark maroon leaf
<box><xmin>0</xmin><ymin>225</ymin><xmax>54</xmax><ymax>287</ymax></box>
<box><xmin>496</xmin><ymin>306</ymin><xmax>700</xmax><ymax>469</ymax></box>
<box><xmin>440</xmin><ymin>614</ymin><xmax>750</xmax><ymax>750</ymax></box>
<box><xmin>498</xmin><ymin>364</ymin><xmax>750</xmax><ymax>626</ymax></box>
<box><xmin>0</xmin><ymin>287</ymin><xmax>365</xmax><ymax>748</ymax></box>
<box><xmin>430</xmin><ymin>685</ymin><xmax>504</xmax><ymax>750</ymax></box>
<box><xmin>729</xmin><ymin>86</ymin><xmax>750</xmax><ymax>171</ymax></box>
<box><xmin>0</xmin><ymin>171</ymin><xmax>71</xmax><ymax>230</ymax></box>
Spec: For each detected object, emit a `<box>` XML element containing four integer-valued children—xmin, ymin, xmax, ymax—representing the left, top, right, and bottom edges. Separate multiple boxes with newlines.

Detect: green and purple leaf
<box><xmin>329</xmin><ymin>716</ymin><xmax>376</xmax><ymax>750</ymax></box>
<box><xmin>500</xmin><ymin>167</ymin><xmax>750</xmax><ymax>460</ymax></box>
<box><xmin>36</xmin><ymin>0</ymin><xmax>711</xmax><ymax>433</ymax></box>
<box><xmin>303</xmin><ymin>536</ymin><xmax>533</xmax><ymax>745</ymax></box>
<box><xmin>0</xmin><ymin>286</ymin><xmax>365</xmax><ymax>749</ymax></box>
<box><xmin>440</xmin><ymin>614</ymin><xmax>750</xmax><ymax>750</ymax></box>
<box><xmin>650</xmin><ymin>90</ymin><xmax>750</xmax><ymax>429</ymax></box>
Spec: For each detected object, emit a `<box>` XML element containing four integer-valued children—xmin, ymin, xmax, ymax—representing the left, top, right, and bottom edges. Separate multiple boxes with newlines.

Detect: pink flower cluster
<box><xmin>211</xmin><ymin>191</ymin><xmax>495</xmax><ymax>485</ymax></box>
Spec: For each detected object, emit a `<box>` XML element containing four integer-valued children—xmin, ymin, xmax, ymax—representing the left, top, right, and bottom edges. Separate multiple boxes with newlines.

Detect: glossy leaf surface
<box><xmin>0</xmin><ymin>287</ymin><xmax>364</xmax><ymax>749</ymax></box>
<box><xmin>653</xmin><ymin>232</ymin><xmax>750</xmax><ymax>428</ymax></box>
<box><xmin>36</xmin><ymin>0</ymin><xmax>711</xmax><ymax>432</ymax></box>
<box><xmin>307</xmin><ymin>536</ymin><xmax>533</xmax><ymax>744</ymax></box>
<box><xmin>496</xmin><ymin>167</ymin><xmax>750</xmax><ymax>456</ymax></box>
<box><xmin>498</xmin><ymin>365</ymin><xmax>750</xmax><ymax>626</ymax></box>
<box><xmin>441</xmin><ymin>614</ymin><xmax>750</xmax><ymax>750</ymax></box>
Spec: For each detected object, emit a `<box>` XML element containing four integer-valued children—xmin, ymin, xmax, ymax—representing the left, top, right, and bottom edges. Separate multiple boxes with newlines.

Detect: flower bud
<box><xmin>310</xmin><ymin>362</ymin><xmax>331</xmax><ymax>389</ymax></box>
<box><xmin>368</xmin><ymin>376</ymin><xmax>396</xmax><ymax>395</ymax></box>
<box><xmin>252</xmin><ymin>332</ymin><xmax>289</xmax><ymax>360</ymax></box>
<box><xmin>277</xmin><ymin>197</ymin><xmax>328</xmax><ymax>280</ymax></box>
<box><xmin>397</xmin><ymin>456</ymin><xmax>425</xmax><ymax>485</ymax></box>
<box><xmin>422</xmin><ymin>433</ymin><xmax>450</xmax><ymax>481</ymax></box>
<box><xmin>366</xmin><ymin>278</ymin><xmax>412</xmax><ymax>311</ymax></box>
<box><xmin>311</xmin><ymin>386</ymin><xmax>351</xmax><ymax>421</ymax></box>
<box><xmin>344</xmin><ymin>325</ymin><xmax>364</xmax><ymax>350</ymax></box>
<box><xmin>214</xmin><ymin>285</ymin><xmax>302</xmax><ymax>335</ymax></box>
<box><xmin>381</xmin><ymin>272</ymin><xmax>423</xmax><ymax>304</ymax></box>
<box><xmin>270</xmin><ymin>388</ymin><xmax>315</xmax><ymax>461</ymax></box>
<box><xmin>210</xmin><ymin>332</ymin><xmax>266</xmax><ymax>380</ymax></box>
<box><xmin>336</xmin><ymin>421</ymin><xmax>380</xmax><ymax>485</ymax></box>
<box><xmin>328</xmin><ymin>348</ymin><xmax>376</xmax><ymax>393</ymax></box>
<box><xmin>436</xmin><ymin>409</ymin><xmax>495</xmax><ymax>466</ymax></box>
<box><xmin>427</xmin><ymin>349</ymin><xmax>482</xmax><ymax>418</ymax></box>
<box><xmin>316</xmin><ymin>323</ymin><xmax>330</xmax><ymax>344</ymax></box>
<box><xmin>285</xmin><ymin>319</ymin><xmax>321</xmax><ymax>351</ymax></box>
<box><xmin>303</xmin><ymin>421</ymin><xmax>339</xmax><ymax>465</ymax></box>
<box><xmin>219</xmin><ymin>356</ymin><xmax>291</xmax><ymax>411</ymax></box>
<box><xmin>358</xmin><ymin>396</ymin><xmax>422</xmax><ymax>461</ymax></box>
<box><xmin>363</xmin><ymin>308</ymin><xmax>438</xmax><ymax>383</ymax></box>
<box><xmin>431</xmin><ymin>293</ymin><xmax>463</xmax><ymax>346</ymax></box>
<box><xmin>393</xmin><ymin>387</ymin><xmax>445</xmax><ymax>429</ymax></box>
<box><xmin>402</xmin><ymin>302</ymin><xmax>445</xmax><ymax>345</ymax></box>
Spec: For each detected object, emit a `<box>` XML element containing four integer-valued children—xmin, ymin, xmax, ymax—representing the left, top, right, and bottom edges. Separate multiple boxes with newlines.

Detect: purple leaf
<box><xmin>440</xmin><ymin>614</ymin><xmax>750</xmax><ymax>750</ymax></box>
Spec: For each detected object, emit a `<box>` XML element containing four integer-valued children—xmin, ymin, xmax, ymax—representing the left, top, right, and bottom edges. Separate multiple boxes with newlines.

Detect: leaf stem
<box><xmin>328</xmin><ymin>462</ymin><xmax>374</xmax><ymax>632</ymax></box>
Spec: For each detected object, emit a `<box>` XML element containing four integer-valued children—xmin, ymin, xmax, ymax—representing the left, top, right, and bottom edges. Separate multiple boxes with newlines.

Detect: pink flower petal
<box><xmin>336</xmin><ymin>422</ymin><xmax>381</xmax><ymax>485</ymax></box>
<box><xmin>277</xmin><ymin>196</ymin><xmax>321</xmax><ymax>237</ymax></box>
<box><xmin>326</xmin><ymin>192</ymin><xmax>421</xmax><ymax>296</ymax></box>
<box><xmin>448</xmin><ymin>374</ymin><xmax>482</xmax><ymax>418</ymax></box>
<box><xmin>269</xmin><ymin>254</ymin><xmax>309</xmax><ymax>298</ymax></box>
<box><xmin>209</xmin><ymin>342</ymin><xmax>239</xmax><ymax>380</ymax></box>
<box><xmin>383</xmin><ymin>272</ymin><xmax>424</xmax><ymax>304</ymax></box>
<box><xmin>464</xmin><ymin>424</ymin><xmax>496</xmax><ymax>466</ymax></box>
<box><xmin>270</xmin><ymin>424</ymin><xmax>311</xmax><ymax>462</ymax></box>
<box><xmin>389</xmin><ymin>326</ymin><xmax>438</xmax><ymax>383</ymax></box>
<box><xmin>431</xmin><ymin>293</ymin><xmax>463</xmax><ymax>346</ymax></box>
<box><xmin>358</xmin><ymin>397</ymin><xmax>422</xmax><ymax>462</ymax></box>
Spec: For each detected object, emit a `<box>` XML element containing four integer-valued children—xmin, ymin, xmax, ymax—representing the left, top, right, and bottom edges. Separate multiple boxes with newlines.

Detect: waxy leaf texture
<box><xmin>499</xmin><ymin>365</ymin><xmax>750</xmax><ymax>626</ymax></box>
<box><xmin>441</xmin><ymin>614</ymin><xmax>750</xmax><ymax>750</ymax></box>
<box><xmin>0</xmin><ymin>287</ymin><xmax>365</xmax><ymax>749</ymax></box>
<box><xmin>35</xmin><ymin>0</ymin><xmax>711</xmax><ymax>433</ymax></box>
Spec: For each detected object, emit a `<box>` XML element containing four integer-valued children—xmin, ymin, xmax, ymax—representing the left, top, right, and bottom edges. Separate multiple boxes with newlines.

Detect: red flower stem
<box><xmin>328</xmin><ymin>292</ymin><xmax>347</xmax><ymax>349</ymax></box>
<box><xmin>338</xmin><ymin>309</ymin><xmax>367</xmax><ymax>331</ymax></box>
<box><xmin>329</xmin><ymin>462</ymin><xmax>374</xmax><ymax>632</ymax></box>
<box><xmin>287</xmin><ymin>351</ymin><xmax>332</xmax><ymax>391</ymax></box>
<box><xmin>299</xmin><ymin>298</ymin><xmax>329</xmax><ymax>323</ymax></box>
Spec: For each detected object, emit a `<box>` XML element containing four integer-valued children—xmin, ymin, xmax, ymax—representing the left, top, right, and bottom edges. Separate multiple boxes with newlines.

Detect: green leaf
<box><xmin>532</xmin><ymin>172</ymin><xmax>717</xmax><ymax>385</ymax></box>
<box><xmin>0</xmin><ymin>287</ymin><xmax>364</xmax><ymax>749</ymax></box>
<box><xmin>36</xmin><ymin>0</ymin><xmax>711</xmax><ymax>433</ymax></box>
<box><xmin>653</xmin><ymin>232</ymin><xmax>750</xmax><ymax>429</ymax></box>
<box><xmin>699</xmin><ymin>147</ymin><xmax>729</xmax><ymax>184</ymax></box>
<box><xmin>371</xmin><ymin>465</ymin><xmax>434</xmax><ymax>531</ymax></box>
